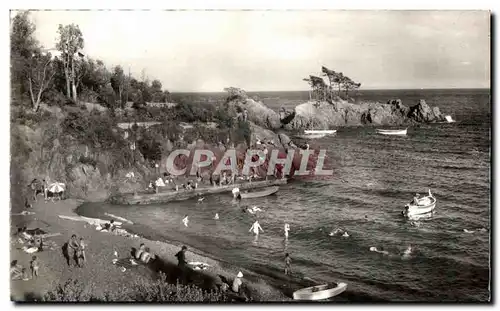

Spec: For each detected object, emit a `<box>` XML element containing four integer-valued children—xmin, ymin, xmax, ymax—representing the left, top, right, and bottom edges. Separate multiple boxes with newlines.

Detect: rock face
<box><xmin>233</xmin><ymin>98</ymin><xmax>281</xmax><ymax>129</ymax></box>
<box><xmin>407</xmin><ymin>99</ymin><xmax>445</xmax><ymax>123</ymax></box>
<box><xmin>285</xmin><ymin>98</ymin><xmax>445</xmax><ymax>130</ymax></box>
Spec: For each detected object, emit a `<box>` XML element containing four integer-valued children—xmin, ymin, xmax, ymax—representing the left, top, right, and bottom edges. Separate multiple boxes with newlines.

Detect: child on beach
<box><xmin>79</xmin><ymin>238</ymin><xmax>87</xmax><ymax>264</ymax></box>
<box><xmin>30</xmin><ymin>256</ymin><xmax>39</xmax><ymax>278</ymax></box>
<box><xmin>21</xmin><ymin>268</ymin><xmax>30</xmax><ymax>281</ymax></box>
<box><xmin>10</xmin><ymin>260</ymin><xmax>23</xmax><ymax>280</ymax></box>
<box><xmin>284</xmin><ymin>253</ymin><xmax>292</xmax><ymax>275</ymax></box>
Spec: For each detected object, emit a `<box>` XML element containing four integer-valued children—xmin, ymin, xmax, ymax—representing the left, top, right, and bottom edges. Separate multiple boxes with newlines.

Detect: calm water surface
<box><xmin>78</xmin><ymin>89</ymin><xmax>491</xmax><ymax>302</ymax></box>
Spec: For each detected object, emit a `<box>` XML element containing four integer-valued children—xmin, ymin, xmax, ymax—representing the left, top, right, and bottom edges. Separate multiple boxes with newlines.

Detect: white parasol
<box><xmin>48</xmin><ymin>182</ymin><xmax>65</xmax><ymax>193</ymax></box>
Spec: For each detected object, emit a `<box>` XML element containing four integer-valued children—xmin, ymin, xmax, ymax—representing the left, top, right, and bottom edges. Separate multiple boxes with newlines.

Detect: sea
<box><xmin>77</xmin><ymin>89</ymin><xmax>491</xmax><ymax>302</ymax></box>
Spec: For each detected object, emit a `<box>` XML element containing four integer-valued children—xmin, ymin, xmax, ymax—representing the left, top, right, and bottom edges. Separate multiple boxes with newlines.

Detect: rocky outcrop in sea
<box><xmin>284</xmin><ymin>98</ymin><xmax>446</xmax><ymax>130</ymax></box>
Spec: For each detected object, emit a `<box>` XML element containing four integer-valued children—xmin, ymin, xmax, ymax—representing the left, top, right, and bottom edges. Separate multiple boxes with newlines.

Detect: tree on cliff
<box><xmin>11</xmin><ymin>11</ymin><xmax>37</xmax><ymax>97</ymax></box>
<box><xmin>56</xmin><ymin>23</ymin><xmax>84</xmax><ymax>102</ymax></box>
<box><xmin>342</xmin><ymin>77</ymin><xmax>361</xmax><ymax>97</ymax></box>
<box><xmin>308</xmin><ymin>75</ymin><xmax>327</xmax><ymax>103</ymax></box>
<box><xmin>110</xmin><ymin>65</ymin><xmax>126</xmax><ymax>107</ymax></box>
<box><xmin>26</xmin><ymin>51</ymin><xmax>57</xmax><ymax>111</ymax></box>
<box><xmin>10</xmin><ymin>11</ymin><xmax>56</xmax><ymax>111</ymax></box>
<box><xmin>321</xmin><ymin>66</ymin><xmax>338</xmax><ymax>100</ymax></box>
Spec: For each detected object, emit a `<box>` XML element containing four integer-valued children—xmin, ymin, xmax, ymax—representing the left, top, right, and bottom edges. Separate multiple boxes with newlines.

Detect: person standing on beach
<box><xmin>30</xmin><ymin>256</ymin><xmax>39</xmax><ymax>278</ymax></box>
<box><xmin>68</xmin><ymin>234</ymin><xmax>80</xmax><ymax>267</ymax></box>
<box><xmin>182</xmin><ymin>215</ymin><xmax>189</xmax><ymax>227</ymax></box>
<box><xmin>232</xmin><ymin>271</ymin><xmax>244</xmax><ymax>293</ymax></box>
<box><xmin>175</xmin><ymin>246</ymin><xmax>188</xmax><ymax>267</ymax></box>
<box><xmin>79</xmin><ymin>237</ymin><xmax>87</xmax><ymax>265</ymax></box>
<box><xmin>284</xmin><ymin>253</ymin><xmax>292</xmax><ymax>275</ymax></box>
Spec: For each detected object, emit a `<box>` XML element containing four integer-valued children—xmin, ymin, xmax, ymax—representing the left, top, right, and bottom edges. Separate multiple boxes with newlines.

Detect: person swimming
<box><xmin>370</xmin><ymin>246</ymin><xmax>389</xmax><ymax>255</ymax></box>
<box><xmin>214</xmin><ymin>213</ymin><xmax>219</xmax><ymax>220</ymax></box>
<box><xmin>329</xmin><ymin>228</ymin><xmax>344</xmax><ymax>236</ymax></box>
<box><xmin>402</xmin><ymin>245</ymin><xmax>413</xmax><ymax>259</ymax></box>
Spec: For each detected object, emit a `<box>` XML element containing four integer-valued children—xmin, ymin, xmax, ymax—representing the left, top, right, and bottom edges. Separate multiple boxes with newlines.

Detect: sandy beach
<box><xmin>10</xmin><ymin>197</ymin><xmax>290</xmax><ymax>301</ymax></box>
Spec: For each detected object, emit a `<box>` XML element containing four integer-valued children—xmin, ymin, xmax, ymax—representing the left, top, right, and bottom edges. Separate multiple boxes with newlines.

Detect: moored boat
<box><xmin>402</xmin><ymin>189</ymin><xmax>436</xmax><ymax>217</ymax></box>
<box><xmin>445</xmin><ymin>115</ymin><xmax>456</xmax><ymax>123</ymax></box>
<box><xmin>293</xmin><ymin>282</ymin><xmax>347</xmax><ymax>301</ymax></box>
<box><xmin>236</xmin><ymin>186</ymin><xmax>279</xmax><ymax>199</ymax></box>
<box><xmin>297</xmin><ymin>133</ymin><xmax>327</xmax><ymax>139</ymax></box>
<box><xmin>304</xmin><ymin>129</ymin><xmax>337</xmax><ymax>135</ymax></box>
<box><xmin>376</xmin><ymin>128</ymin><xmax>407</xmax><ymax>136</ymax></box>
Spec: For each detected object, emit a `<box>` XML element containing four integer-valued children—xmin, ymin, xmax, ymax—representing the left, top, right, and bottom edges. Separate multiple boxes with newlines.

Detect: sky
<box><xmin>25</xmin><ymin>10</ymin><xmax>490</xmax><ymax>92</ymax></box>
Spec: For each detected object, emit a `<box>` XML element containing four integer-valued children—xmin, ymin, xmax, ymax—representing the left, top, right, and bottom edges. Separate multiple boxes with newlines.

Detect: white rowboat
<box><xmin>293</xmin><ymin>283</ymin><xmax>347</xmax><ymax>301</ymax></box>
<box><xmin>445</xmin><ymin>115</ymin><xmax>456</xmax><ymax>123</ymax></box>
<box><xmin>304</xmin><ymin>130</ymin><xmax>337</xmax><ymax>135</ymax></box>
<box><xmin>240</xmin><ymin>186</ymin><xmax>279</xmax><ymax>199</ymax></box>
<box><xmin>297</xmin><ymin>133</ymin><xmax>327</xmax><ymax>139</ymax></box>
<box><xmin>376</xmin><ymin>128</ymin><xmax>407</xmax><ymax>136</ymax></box>
<box><xmin>402</xmin><ymin>190</ymin><xmax>436</xmax><ymax>217</ymax></box>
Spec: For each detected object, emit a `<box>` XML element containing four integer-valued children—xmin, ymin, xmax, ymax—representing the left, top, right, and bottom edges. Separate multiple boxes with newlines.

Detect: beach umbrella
<box><xmin>48</xmin><ymin>182</ymin><xmax>65</xmax><ymax>193</ymax></box>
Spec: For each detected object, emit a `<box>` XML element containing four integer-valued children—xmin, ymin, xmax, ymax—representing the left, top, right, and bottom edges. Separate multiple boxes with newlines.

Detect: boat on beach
<box><xmin>293</xmin><ymin>282</ymin><xmax>347</xmax><ymax>301</ymax></box>
<box><xmin>402</xmin><ymin>190</ymin><xmax>436</xmax><ymax>217</ymax></box>
<box><xmin>239</xmin><ymin>186</ymin><xmax>279</xmax><ymax>199</ymax></box>
<box><xmin>376</xmin><ymin>128</ymin><xmax>407</xmax><ymax>136</ymax></box>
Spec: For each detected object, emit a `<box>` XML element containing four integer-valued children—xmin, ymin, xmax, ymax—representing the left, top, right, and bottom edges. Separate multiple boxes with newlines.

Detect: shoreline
<box><xmin>10</xmin><ymin>197</ymin><xmax>292</xmax><ymax>301</ymax></box>
<box><xmin>111</xmin><ymin>178</ymin><xmax>289</xmax><ymax>205</ymax></box>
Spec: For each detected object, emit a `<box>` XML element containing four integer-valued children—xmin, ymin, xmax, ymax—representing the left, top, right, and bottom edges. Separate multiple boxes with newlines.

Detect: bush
<box><xmin>11</xmin><ymin>107</ymin><xmax>55</xmax><ymax>128</ymax></box>
<box><xmin>78</xmin><ymin>155</ymin><xmax>97</xmax><ymax>168</ymax></box>
<box><xmin>42</xmin><ymin>89</ymin><xmax>71</xmax><ymax>108</ymax></box>
<box><xmin>231</xmin><ymin>120</ymin><xmax>251</xmax><ymax>146</ymax></box>
<box><xmin>42</xmin><ymin>274</ymin><xmax>229</xmax><ymax>302</ymax></box>
<box><xmin>172</xmin><ymin>101</ymin><xmax>215</xmax><ymax>123</ymax></box>
<box><xmin>61</xmin><ymin>110</ymin><xmax>135</xmax><ymax>175</ymax></box>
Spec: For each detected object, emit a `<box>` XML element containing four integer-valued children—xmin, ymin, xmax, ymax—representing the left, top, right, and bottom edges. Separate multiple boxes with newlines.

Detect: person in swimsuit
<box><xmin>284</xmin><ymin>253</ymin><xmax>292</xmax><ymax>275</ymax></box>
<box><xmin>249</xmin><ymin>220</ymin><xmax>263</xmax><ymax>236</ymax></box>
<box><xmin>284</xmin><ymin>223</ymin><xmax>290</xmax><ymax>239</ymax></box>
<box><xmin>135</xmin><ymin>243</ymin><xmax>146</xmax><ymax>260</ymax></box>
<box><xmin>140</xmin><ymin>247</ymin><xmax>152</xmax><ymax>264</ymax></box>
<box><xmin>30</xmin><ymin>256</ymin><xmax>40</xmax><ymax>278</ymax></box>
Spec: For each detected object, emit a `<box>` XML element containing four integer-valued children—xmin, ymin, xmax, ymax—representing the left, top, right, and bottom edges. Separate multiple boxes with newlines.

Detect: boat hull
<box><xmin>304</xmin><ymin>130</ymin><xmax>337</xmax><ymax>134</ymax></box>
<box><xmin>297</xmin><ymin>133</ymin><xmax>326</xmax><ymax>139</ymax></box>
<box><xmin>293</xmin><ymin>283</ymin><xmax>347</xmax><ymax>300</ymax></box>
<box><xmin>240</xmin><ymin>186</ymin><xmax>279</xmax><ymax>199</ymax></box>
<box><xmin>376</xmin><ymin>129</ymin><xmax>407</xmax><ymax>136</ymax></box>
<box><xmin>403</xmin><ymin>195</ymin><xmax>436</xmax><ymax>217</ymax></box>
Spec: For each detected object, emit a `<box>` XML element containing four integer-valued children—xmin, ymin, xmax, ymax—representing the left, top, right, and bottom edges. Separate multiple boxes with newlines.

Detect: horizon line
<box><xmin>169</xmin><ymin>87</ymin><xmax>491</xmax><ymax>93</ymax></box>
